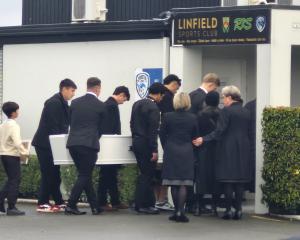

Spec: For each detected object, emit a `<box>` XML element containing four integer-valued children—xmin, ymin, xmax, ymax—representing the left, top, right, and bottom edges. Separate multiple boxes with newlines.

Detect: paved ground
<box><xmin>0</xmin><ymin>203</ymin><xmax>299</xmax><ymax>240</ymax></box>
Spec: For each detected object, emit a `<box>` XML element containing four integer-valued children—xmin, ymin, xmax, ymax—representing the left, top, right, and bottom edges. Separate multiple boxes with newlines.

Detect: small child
<box><xmin>0</xmin><ymin>102</ymin><xmax>29</xmax><ymax>216</ymax></box>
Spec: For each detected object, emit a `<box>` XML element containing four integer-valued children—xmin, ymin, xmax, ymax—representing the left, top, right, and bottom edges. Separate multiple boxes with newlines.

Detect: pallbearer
<box><xmin>97</xmin><ymin>86</ymin><xmax>130</xmax><ymax>211</ymax></box>
<box><xmin>130</xmin><ymin>82</ymin><xmax>166</xmax><ymax>214</ymax></box>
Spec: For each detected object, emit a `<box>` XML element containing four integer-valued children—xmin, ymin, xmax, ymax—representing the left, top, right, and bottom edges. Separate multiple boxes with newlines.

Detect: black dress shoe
<box><xmin>65</xmin><ymin>206</ymin><xmax>86</xmax><ymax>215</ymax></box>
<box><xmin>233</xmin><ymin>210</ymin><xmax>242</xmax><ymax>220</ymax></box>
<box><xmin>168</xmin><ymin>214</ymin><xmax>177</xmax><ymax>221</ymax></box>
<box><xmin>222</xmin><ymin>210</ymin><xmax>233</xmax><ymax>220</ymax></box>
<box><xmin>136</xmin><ymin>207</ymin><xmax>159</xmax><ymax>214</ymax></box>
<box><xmin>176</xmin><ymin>214</ymin><xmax>189</xmax><ymax>223</ymax></box>
<box><xmin>6</xmin><ymin>207</ymin><xmax>25</xmax><ymax>216</ymax></box>
<box><xmin>91</xmin><ymin>208</ymin><xmax>103</xmax><ymax>215</ymax></box>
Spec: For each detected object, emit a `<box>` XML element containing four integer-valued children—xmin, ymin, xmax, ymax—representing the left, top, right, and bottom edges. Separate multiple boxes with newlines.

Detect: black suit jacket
<box><xmin>157</xmin><ymin>89</ymin><xmax>174</xmax><ymax>116</ymax></box>
<box><xmin>130</xmin><ymin>98</ymin><xmax>160</xmax><ymax>153</ymax></box>
<box><xmin>66</xmin><ymin>93</ymin><xmax>106</xmax><ymax>152</ymax></box>
<box><xmin>189</xmin><ymin>88</ymin><xmax>207</xmax><ymax>114</ymax></box>
<box><xmin>203</xmin><ymin>102</ymin><xmax>251</xmax><ymax>182</ymax></box>
<box><xmin>32</xmin><ymin>93</ymin><xmax>69</xmax><ymax>149</ymax></box>
<box><xmin>103</xmin><ymin>97</ymin><xmax>121</xmax><ymax>135</ymax></box>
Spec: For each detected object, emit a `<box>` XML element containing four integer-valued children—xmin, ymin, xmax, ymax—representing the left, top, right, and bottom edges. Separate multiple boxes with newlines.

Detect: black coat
<box><xmin>203</xmin><ymin>102</ymin><xmax>251</xmax><ymax>182</ymax></box>
<box><xmin>130</xmin><ymin>97</ymin><xmax>160</xmax><ymax>153</ymax></box>
<box><xmin>157</xmin><ymin>89</ymin><xmax>174</xmax><ymax>116</ymax></box>
<box><xmin>103</xmin><ymin>97</ymin><xmax>121</xmax><ymax>135</ymax></box>
<box><xmin>244</xmin><ymin>99</ymin><xmax>256</xmax><ymax>191</ymax></box>
<box><xmin>66</xmin><ymin>94</ymin><xmax>106</xmax><ymax>152</ymax></box>
<box><xmin>32</xmin><ymin>93</ymin><xmax>69</xmax><ymax>149</ymax></box>
<box><xmin>195</xmin><ymin>106</ymin><xmax>220</xmax><ymax>194</ymax></box>
<box><xmin>189</xmin><ymin>88</ymin><xmax>207</xmax><ymax>114</ymax></box>
<box><xmin>160</xmin><ymin>111</ymin><xmax>198</xmax><ymax>181</ymax></box>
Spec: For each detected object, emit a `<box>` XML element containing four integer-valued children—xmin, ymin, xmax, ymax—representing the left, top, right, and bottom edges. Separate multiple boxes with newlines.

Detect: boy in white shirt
<box><xmin>0</xmin><ymin>102</ymin><xmax>29</xmax><ymax>216</ymax></box>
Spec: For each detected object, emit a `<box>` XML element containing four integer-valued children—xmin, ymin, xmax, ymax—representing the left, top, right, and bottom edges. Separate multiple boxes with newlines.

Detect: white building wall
<box><xmin>3</xmin><ymin>38</ymin><xmax>167</xmax><ymax>139</ymax></box>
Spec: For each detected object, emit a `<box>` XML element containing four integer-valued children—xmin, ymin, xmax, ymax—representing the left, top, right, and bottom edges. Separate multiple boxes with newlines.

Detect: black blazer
<box><xmin>189</xmin><ymin>88</ymin><xmax>207</xmax><ymax>114</ymax></box>
<box><xmin>160</xmin><ymin>111</ymin><xmax>198</xmax><ymax>181</ymax></box>
<box><xmin>102</xmin><ymin>97</ymin><xmax>121</xmax><ymax>135</ymax></box>
<box><xmin>32</xmin><ymin>93</ymin><xmax>69</xmax><ymax>149</ymax></box>
<box><xmin>157</xmin><ymin>89</ymin><xmax>174</xmax><ymax>116</ymax></box>
<box><xmin>203</xmin><ymin>102</ymin><xmax>251</xmax><ymax>182</ymax></box>
<box><xmin>66</xmin><ymin>94</ymin><xmax>106</xmax><ymax>152</ymax></box>
<box><xmin>130</xmin><ymin>98</ymin><xmax>160</xmax><ymax>153</ymax></box>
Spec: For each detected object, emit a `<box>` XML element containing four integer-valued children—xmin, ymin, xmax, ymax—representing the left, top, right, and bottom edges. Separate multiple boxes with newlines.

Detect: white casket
<box><xmin>50</xmin><ymin>134</ymin><xmax>163</xmax><ymax>165</ymax></box>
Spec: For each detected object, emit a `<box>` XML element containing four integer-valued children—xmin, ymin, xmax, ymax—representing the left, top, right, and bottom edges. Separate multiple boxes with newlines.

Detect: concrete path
<box><xmin>0</xmin><ymin>203</ymin><xmax>299</xmax><ymax>240</ymax></box>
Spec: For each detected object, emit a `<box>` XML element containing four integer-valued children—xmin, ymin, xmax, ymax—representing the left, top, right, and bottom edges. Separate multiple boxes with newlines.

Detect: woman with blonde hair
<box><xmin>194</xmin><ymin>85</ymin><xmax>251</xmax><ymax>220</ymax></box>
<box><xmin>160</xmin><ymin>92</ymin><xmax>199</xmax><ymax>222</ymax></box>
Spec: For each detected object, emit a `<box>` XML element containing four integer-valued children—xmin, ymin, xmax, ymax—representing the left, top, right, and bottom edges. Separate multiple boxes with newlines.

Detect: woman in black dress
<box><xmin>194</xmin><ymin>85</ymin><xmax>251</xmax><ymax>220</ymax></box>
<box><xmin>160</xmin><ymin>92</ymin><xmax>198</xmax><ymax>222</ymax></box>
<box><xmin>194</xmin><ymin>91</ymin><xmax>221</xmax><ymax>216</ymax></box>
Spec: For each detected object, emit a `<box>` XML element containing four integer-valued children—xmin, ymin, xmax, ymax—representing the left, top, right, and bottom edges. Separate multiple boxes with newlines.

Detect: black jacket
<box><xmin>203</xmin><ymin>102</ymin><xmax>251</xmax><ymax>182</ymax></box>
<box><xmin>189</xmin><ymin>88</ymin><xmax>207</xmax><ymax>114</ymax></box>
<box><xmin>130</xmin><ymin>97</ymin><xmax>160</xmax><ymax>153</ymax></box>
<box><xmin>157</xmin><ymin>89</ymin><xmax>174</xmax><ymax>116</ymax></box>
<box><xmin>160</xmin><ymin>111</ymin><xmax>198</xmax><ymax>181</ymax></box>
<box><xmin>66</xmin><ymin>94</ymin><xmax>106</xmax><ymax>152</ymax></box>
<box><xmin>195</xmin><ymin>106</ymin><xmax>220</xmax><ymax>194</ymax></box>
<box><xmin>103</xmin><ymin>97</ymin><xmax>121</xmax><ymax>135</ymax></box>
<box><xmin>32</xmin><ymin>93</ymin><xmax>69</xmax><ymax>149</ymax></box>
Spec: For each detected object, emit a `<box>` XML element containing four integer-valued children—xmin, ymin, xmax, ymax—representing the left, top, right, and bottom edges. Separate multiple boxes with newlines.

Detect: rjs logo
<box><xmin>234</xmin><ymin>17</ymin><xmax>253</xmax><ymax>31</ymax></box>
<box><xmin>256</xmin><ymin>16</ymin><xmax>266</xmax><ymax>33</ymax></box>
<box><xmin>136</xmin><ymin>72</ymin><xmax>150</xmax><ymax>99</ymax></box>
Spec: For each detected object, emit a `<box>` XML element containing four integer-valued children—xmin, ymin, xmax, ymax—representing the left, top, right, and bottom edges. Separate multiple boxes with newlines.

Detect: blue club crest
<box><xmin>136</xmin><ymin>72</ymin><xmax>150</xmax><ymax>99</ymax></box>
<box><xmin>256</xmin><ymin>16</ymin><xmax>266</xmax><ymax>33</ymax></box>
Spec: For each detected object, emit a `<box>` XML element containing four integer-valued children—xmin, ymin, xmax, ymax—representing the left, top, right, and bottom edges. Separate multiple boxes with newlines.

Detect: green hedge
<box><xmin>0</xmin><ymin>155</ymin><xmax>138</xmax><ymax>204</ymax></box>
<box><xmin>261</xmin><ymin>107</ymin><xmax>300</xmax><ymax>214</ymax></box>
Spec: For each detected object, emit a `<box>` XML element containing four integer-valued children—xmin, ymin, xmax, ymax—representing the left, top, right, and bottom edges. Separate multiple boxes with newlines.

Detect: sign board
<box><xmin>172</xmin><ymin>9</ymin><xmax>271</xmax><ymax>46</ymax></box>
<box><xmin>135</xmin><ymin>68</ymin><xmax>163</xmax><ymax>100</ymax></box>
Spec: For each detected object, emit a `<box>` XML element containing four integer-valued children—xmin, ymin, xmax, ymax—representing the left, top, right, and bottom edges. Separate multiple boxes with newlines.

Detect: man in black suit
<box><xmin>97</xmin><ymin>86</ymin><xmax>130</xmax><ymax>211</ymax></box>
<box><xmin>130</xmin><ymin>82</ymin><xmax>166</xmax><ymax>214</ymax></box>
<box><xmin>65</xmin><ymin>77</ymin><xmax>106</xmax><ymax>215</ymax></box>
<box><xmin>156</xmin><ymin>74</ymin><xmax>181</xmax><ymax>211</ymax></box>
<box><xmin>188</xmin><ymin>73</ymin><xmax>220</xmax><ymax>214</ymax></box>
<box><xmin>32</xmin><ymin>79</ymin><xmax>77</xmax><ymax>213</ymax></box>
<box><xmin>189</xmin><ymin>73</ymin><xmax>220</xmax><ymax>114</ymax></box>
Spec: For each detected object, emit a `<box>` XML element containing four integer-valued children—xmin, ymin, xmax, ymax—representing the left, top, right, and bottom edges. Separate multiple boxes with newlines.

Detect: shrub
<box><xmin>0</xmin><ymin>156</ymin><xmax>137</xmax><ymax>204</ymax></box>
<box><xmin>261</xmin><ymin>107</ymin><xmax>300</xmax><ymax>213</ymax></box>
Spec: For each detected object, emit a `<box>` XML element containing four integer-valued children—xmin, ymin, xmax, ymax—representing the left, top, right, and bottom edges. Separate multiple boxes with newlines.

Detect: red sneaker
<box><xmin>36</xmin><ymin>204</ymin><xmax>54</xmax><ymax>213</ymax></box>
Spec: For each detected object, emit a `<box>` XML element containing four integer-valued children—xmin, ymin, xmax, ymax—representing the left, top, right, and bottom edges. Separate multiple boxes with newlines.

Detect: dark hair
<box><xmin>113</xmin><ymin>86</ymin><xmax>130</xmax><ymax>100</ymax></box>
<box><xmin>205</xmin><ymin>91</ymin><xmax>220</xmax><ymax>107</ymax></box>
<box><xmin>163</xmin><ymin>74</ymin><xmax>182</xmax><ymax>86</ymax></box>
<box><xmin>148</xmin><ymin>82</ymin><xmax>166</xmax><ymax>95</ymax></box>
<box><xmin>59</xmin><ymin>78</ymin><xmax>77</xmax><ymax>91</ymax></box>
<box><xmin>87</xmin><ymin>77</ymin><xmax>101</xmax><ymax>89</ymax></box>
<box><xmin>231</xmin><ymin>94</ymin><xmax>243</xmax><ymax>103</ymax></box>
<box><xmin>2</xmin><ymin>102</ymin><xmax>19</xmax><ymax>118</ymax></box>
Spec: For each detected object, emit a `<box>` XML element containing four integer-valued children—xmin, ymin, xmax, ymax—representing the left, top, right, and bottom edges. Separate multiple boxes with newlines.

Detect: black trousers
<box><xmin>0</xmin><ymin>156</ymin><xmax>21</xmax><ymax>209</ymax></box>
<box><xmin>223</xmin><ymin>182</ymin><xmax>244</xmax><ymax>211</ymax></box>
<box><xmin>68</xmin><ymin>146</ymin><xmax>98</xmax><ymax>209</ymax></box>
<box><xmin>35</xmin><ymin>147</ymin><xmax>64</xmax><ymax>205</ymax></box>
<box><xmin>132</xmin><ymin>138</ymin><xmax>156</xmax><ymax>209</ymax></box>
<box><xmin>97</xmin><ymin>165</ymin><xmax>120</xmax><ymax>206</ymax></box>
